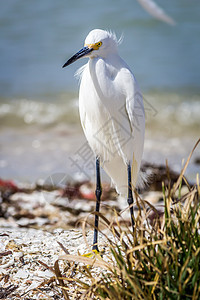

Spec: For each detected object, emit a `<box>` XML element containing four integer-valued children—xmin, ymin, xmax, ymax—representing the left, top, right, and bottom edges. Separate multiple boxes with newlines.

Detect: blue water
<box><xmin>0</xmin><ymin>0</ymin><xmax>200</xmax><ymax>98</ymax></box>
<box><xmin>0</xmin><ymin>0</ymin><xmax>199</xmax><ymax>182</ymax></box>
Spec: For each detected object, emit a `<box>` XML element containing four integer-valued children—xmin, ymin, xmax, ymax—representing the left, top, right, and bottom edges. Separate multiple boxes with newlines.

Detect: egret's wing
<box><xmin>137</xmin><ymin>0</ymin><xmax>175</xmax><ymax>25</ymax></box>
<box><xmin>122</xmin><ymin>70</ymin><xmax>145</xmax><ymax>141</ymax></box>
<box><xmin>101</xmin><ymin>66</ymin><xmax>145</xmax><ymax>166</ymax></box>
<box><xmin>123</xmin><ymin>71</ymin><xmax>145</xmax><ymax>185</ymax></box>
<box><xmin>126</xmin><ymin>91</ymin><xmax>144</xmax><ymax>135</ymax></box>
<box><xmin>102</xmin><ymin>72</ymin><xmax>145</xmax><ymax>192</ymax></box>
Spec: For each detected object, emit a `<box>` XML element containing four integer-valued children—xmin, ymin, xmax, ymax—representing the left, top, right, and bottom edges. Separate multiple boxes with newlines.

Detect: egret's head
<box><xmin>84</xmin><ymin>29</ymin><xmax>118</xmax><ymax>57</ymax></box>
<box><xmin>62</xmin><ymin>29</ymin><xmax>119</xmax><ymax>68</ymax></box>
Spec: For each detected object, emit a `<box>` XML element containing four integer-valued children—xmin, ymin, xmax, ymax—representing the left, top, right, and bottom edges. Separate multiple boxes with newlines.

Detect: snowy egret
<box><xmin>63</xmin><ymin>29</ymin><xmax>145</xmax><ymax>251</ymax></box>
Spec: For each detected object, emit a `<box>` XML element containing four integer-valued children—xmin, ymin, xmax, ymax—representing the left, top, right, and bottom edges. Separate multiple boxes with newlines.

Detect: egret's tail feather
<box><xmin>136</xmin><ymin>169</ymin><xmax>149</xmax><ymax>190</ymax></box>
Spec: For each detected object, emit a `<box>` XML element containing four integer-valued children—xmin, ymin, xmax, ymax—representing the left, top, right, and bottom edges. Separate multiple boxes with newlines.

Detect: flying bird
<box><xmin>137</xmin><ymin>0</ymin><xmax>175</xmax><ymax>25</ymax></box>
<box><xmin>63</xmin><ymin>29</ymin><xmax>145</xmax><ymax>251</ymax></box>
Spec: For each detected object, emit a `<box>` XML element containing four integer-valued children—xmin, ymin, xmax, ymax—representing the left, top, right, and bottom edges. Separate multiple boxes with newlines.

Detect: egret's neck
<box><xmin>87</xmin><ymin>52</ymin><xmax>122</xmax><ymax>105</ymax></box>
<box><xmin>89</xmin><ymin>52</ymin><xmax>121</xmax><ymax>68</ymax></box>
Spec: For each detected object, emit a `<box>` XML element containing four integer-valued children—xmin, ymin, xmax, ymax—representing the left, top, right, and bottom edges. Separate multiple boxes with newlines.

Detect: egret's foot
<box><xmin>81</xmin><ymin>248</ymin><xmax>105</xmax><ymax>259</ymax></box>
<box><xmin>92</xmin><ymin>244</ymin><xmax>99</xmax><ymax>253</ymax></box>
<box><xmin>92</xmin><ymin>247</ymin><xmax>105</xmax><ymax>257</ymax></box>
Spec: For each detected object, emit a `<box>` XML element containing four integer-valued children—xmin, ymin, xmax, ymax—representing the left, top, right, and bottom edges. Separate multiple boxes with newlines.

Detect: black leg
<box><xmin>127</xmin><ymin>163</ymin><xmax>135</xmax><ymax>230</ymax></box>
<box><xmin>92</xmin><ymin>157</ymin><xmax>102</xmax><ymax>252</ymax></box>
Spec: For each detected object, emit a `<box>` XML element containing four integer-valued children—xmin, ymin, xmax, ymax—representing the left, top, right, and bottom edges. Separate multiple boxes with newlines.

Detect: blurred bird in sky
<box><xmin>137</xmin><ymin>0</ymin><xmax>175</xmax><ymax>25</ymax></box>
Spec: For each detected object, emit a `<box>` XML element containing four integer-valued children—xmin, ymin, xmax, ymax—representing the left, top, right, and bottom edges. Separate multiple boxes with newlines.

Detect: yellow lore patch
<box><xmin>85</xmin><ymin>41</ymin><xmax>102</xmax><ymax>50</ymax></box>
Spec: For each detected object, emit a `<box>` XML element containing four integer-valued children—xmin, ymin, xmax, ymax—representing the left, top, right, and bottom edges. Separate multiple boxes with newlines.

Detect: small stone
<box><xmin>13</xmin><ymin>251</ymin><xmax>24</xmax><ymax>260</ymax></box>
<box><xmin>35</xmin><ymin>269</ymin><xmax>54</xmax><ymax>278</ymax></box>
<box><xmin>15</xmin><ymin>269</ymin><xmax>29</xmax><ymax>279</ymax></box>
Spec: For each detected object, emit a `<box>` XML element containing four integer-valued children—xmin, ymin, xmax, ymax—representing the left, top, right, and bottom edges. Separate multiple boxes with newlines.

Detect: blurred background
<box><xmin>0</xmin><ymin>0</ymin><xmax>199</xmax><ymax>184</ymax></box>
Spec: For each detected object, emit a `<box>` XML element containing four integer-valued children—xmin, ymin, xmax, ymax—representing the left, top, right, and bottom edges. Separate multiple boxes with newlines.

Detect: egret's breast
<box><xmin>79</xmin><ymin>62</ymin><xmax>109</xmax><ymax>123</ymax></box>
<box><xmin>79</xmin><ymin>61</ymin><xmax>121</xmax><ymax>159</ymax></box>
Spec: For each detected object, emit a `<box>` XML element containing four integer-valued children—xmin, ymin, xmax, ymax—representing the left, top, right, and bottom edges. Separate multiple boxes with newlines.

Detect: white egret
<box><xmin>63</xmin><ymin>29</ymin><xmax>145</xmax><ymax>251</ymax></box>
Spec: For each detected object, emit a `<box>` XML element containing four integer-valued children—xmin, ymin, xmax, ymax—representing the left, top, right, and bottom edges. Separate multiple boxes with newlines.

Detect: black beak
<box><xmin>62</xmin><ymin>46</ymin><xmax>93</xmax><ymax>68</ymax></box>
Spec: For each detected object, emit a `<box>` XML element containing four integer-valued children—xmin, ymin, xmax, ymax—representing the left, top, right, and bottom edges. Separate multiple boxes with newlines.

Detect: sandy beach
<box><xmin>1</xmin><ymin>157</ymin><xmax>199</xmax><ymax>298</ymax></box>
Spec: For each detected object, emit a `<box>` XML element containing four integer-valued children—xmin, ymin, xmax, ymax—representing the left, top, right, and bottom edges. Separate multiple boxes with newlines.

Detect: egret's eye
<box><xmin>97</xmin><ymin>41</ymin><xmax>102</xmax><ymax>47</ymax></box>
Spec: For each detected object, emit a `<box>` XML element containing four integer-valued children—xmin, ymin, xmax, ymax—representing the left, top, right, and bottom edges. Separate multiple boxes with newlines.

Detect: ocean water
<box><xmin>0</xmin><ymin>0</ymin><xmax>200</xmax><ymax>183</ymax></box>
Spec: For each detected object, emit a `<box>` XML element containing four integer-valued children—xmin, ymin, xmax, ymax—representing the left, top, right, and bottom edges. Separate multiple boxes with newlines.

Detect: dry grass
<box><xmin>48</xmin><ymin>140</ymin><xmax>200</xmax><ymax>299</ymax></box>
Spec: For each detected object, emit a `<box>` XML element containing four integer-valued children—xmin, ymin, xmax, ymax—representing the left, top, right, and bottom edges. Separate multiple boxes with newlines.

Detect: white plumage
<box><xmin>63</xmin><ymin>29</ymin><xmax>145</xmax><ymax>196</ymax></box>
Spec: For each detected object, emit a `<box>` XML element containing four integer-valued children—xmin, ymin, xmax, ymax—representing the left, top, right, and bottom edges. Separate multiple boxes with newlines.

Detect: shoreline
<box><xmin>0</xmin><ymin>123</ymin><xmax>199</xmax><ymax>185</ymax></box>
